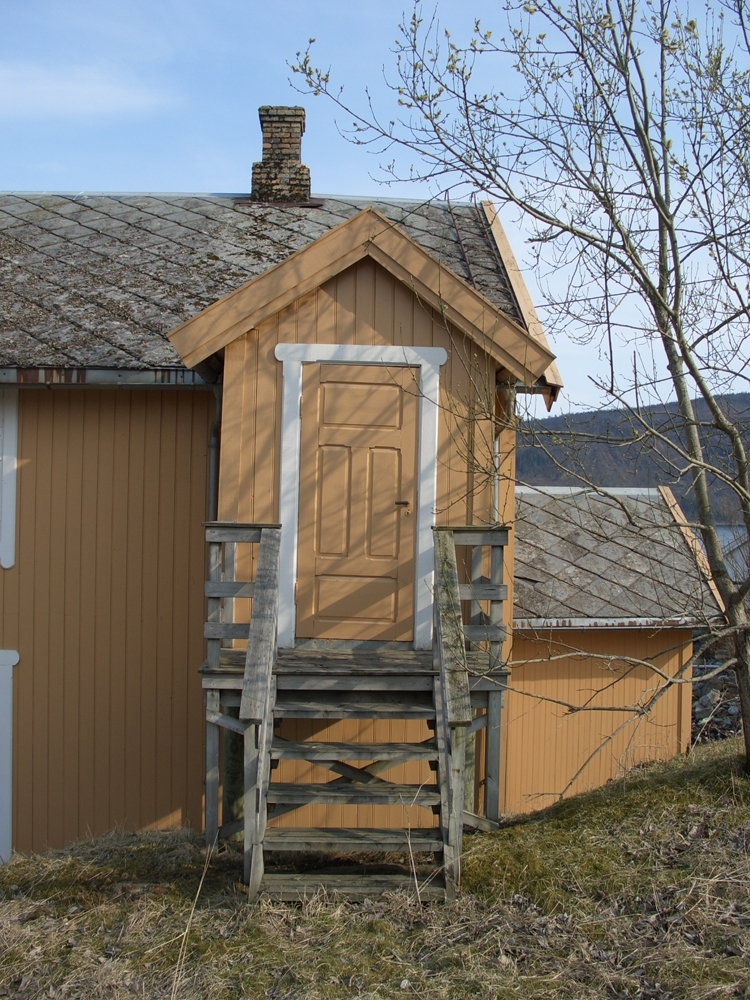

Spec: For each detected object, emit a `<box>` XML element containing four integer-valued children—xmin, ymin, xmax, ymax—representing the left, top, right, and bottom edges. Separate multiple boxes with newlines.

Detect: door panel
<box><xmin>317</xmin><ymin>446</ymin><xmax>351</xmax><ymax>556</ymax></box>
<box><xmin>367</xmin><ymin>449</ymin><xmax>401</xmax><ymax>559</ymax></box>
<box><xmin>296</xmin><ymin>364</ymin><xmax>418</xmax><ymax>640</ymax></box>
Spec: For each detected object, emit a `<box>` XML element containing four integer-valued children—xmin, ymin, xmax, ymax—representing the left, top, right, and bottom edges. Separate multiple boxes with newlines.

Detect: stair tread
<box><xmin>260</xmin><ymin>872</ymin><xmax>445</xmax><ymax>901</ymax></box>
<box><xmin>267</xmin><ymin>782</ymin><xmax>441</xmax><ymax>805</ymax></box>
<box><xmin>274</xmin><ymin>695</ymin><xmax>436</xmax><ymax>719</ymax></box>
<box><xmin>265</xmin><ymin>827</ymin><xmax>444</xmax><ymax>850</ymax></box>
<box><xmin>271</xmin><ymin>740</ymin><xmax>438</xmax><ymax>760</ymax></box>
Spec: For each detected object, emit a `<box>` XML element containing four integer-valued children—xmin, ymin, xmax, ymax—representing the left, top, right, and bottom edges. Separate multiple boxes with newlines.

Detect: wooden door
<box><xmin>296</xmin><ymin>364</ymin><xmax>418</xmax><ymax>641</ymax></box>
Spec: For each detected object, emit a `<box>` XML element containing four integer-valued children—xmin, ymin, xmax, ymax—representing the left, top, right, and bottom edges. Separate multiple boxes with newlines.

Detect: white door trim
<box><xmin>275</xmin><ymin>344</ymin><xmax>447</xmax><ymax>649</ymax></box>
<box><xmin>0</xmin><ymin>388</ymin><xmax>19</xmax><ymax>570</ymax></box>
<box><xmin>0</xmin><ymin>649</ymin><xmax>19</xmax><ymax>863</ymax></box>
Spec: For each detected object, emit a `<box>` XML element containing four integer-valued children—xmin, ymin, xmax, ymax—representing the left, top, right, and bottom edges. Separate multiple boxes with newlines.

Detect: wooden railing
<box><xmin>433</xmin><ymin>529</ymin><xmax>472</xmax><ymax>726</ymax></box>
<box><xmin>433</xmin><ymin>525</ymin><xmax>510</xmax><ymax>832</ymax></box>
<box><xmin>451</xmin><ymin>526</ymin><xmax>509</xmax><ymax>670</ymax></box>
<box><xmin>202</xmin><ymin>522</ymin><xmax>281</xmax><ymax>888</ymax></box>
<box><xmin>238</xmin><ymin>526</ymin><xmax>281</xmax><ymax>720</ymax></box>
<box><xmin>204</xmin><ymin>522</ymin><xmax>281</xmax><ymax>667</ymax></box>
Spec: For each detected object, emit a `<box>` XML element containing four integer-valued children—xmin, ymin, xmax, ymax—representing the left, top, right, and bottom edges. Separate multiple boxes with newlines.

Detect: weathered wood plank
<box><xmin>466</xmin><ymin>713</ymin><xmax>488</xmax><ymax>736</ymax></box>
<box><xmin>266</xmin><ymin>782</ymin><xmax>441</xmax><ymax>806</ymax></box>
<box><xmin>433</xmin><ymin>531</ymin><xmax>472</xmax><ymax>727</ymax></box>
<box><xmin>206</xmin><ymin>709</ymin><xmax>250</xmax><ymax>736</ymax></box>
<box><xmin>239</xmin><ymin>527</ymin><xmax>281</xmax><ymax>722</ymax></box>
<box><xmin>463</xmin><ymin>624</ymin><xmax>507</xmax><ymax>643</ymax></box>
<box><xmin>449</xmin><ymin>528</ymin><xmax>509</xmax><ymax>547</ymax></box>
<box><xmin>485</xmin><ymin>690</ymin><xmax>502</xmax><ymax>823</ymax></box>
<box><xmin>264</xmin><ymin>828</ymin><xmax>443</xmax><ymax>851</ymax></box>
<box><xmin>204</xmin><ymin>581</ymin><xmax>256</xmax><ymax>598</ymax></box>
<box><xmin>204</xmin><ymin>622</ymin><xmax>252</xmax><ymax>640</ymax></box>
<box><xmin>205</xmin><ymin>690</ymin><xmax>220</xmax><ymax>846</ymax></box>
<box><xmin>458</xmin><ymin>582</ymin><xmax>508</xmax><ymax>601</ymax></box>
<box><xmin>447</xmin><ymin>725</ymin><xmax>467</xmax><ymax>896</ymax></box>
<box><xmin>490</xmin><ymin>542</ymin><xmax>505</xmax><ymax>669</ymax></box>
<box><xmin>463</xmin><ymin>811</ymin><xmax>500</xmax><ymax>832</ymax></box>
<box><xmin>206</xmin><ymin>540</ymin><xmax>223</xmax><ymax>670</ymax></box>
<box><xmin>205</xmin><ymin>526</ymin><xmax>263</xmax><ymax>543</ymax></box>
<box><xmin>273</xmin><ymin>699</ymin><xmax>436</xmax><ymax>719</ymax></box>
<box><xmin>270</xmin><ymin>739</ymin><xmax>438</xmax><ymax>761</ymax></box>
<box><xmin>243</xmin><ymin>721</ymin><xmax>261</xmax><ymax>890</ymax></box>
<box><xmin>274</xmin><ymin>675</ymin><xmax>434</xmax><ymax>691</ymax></box>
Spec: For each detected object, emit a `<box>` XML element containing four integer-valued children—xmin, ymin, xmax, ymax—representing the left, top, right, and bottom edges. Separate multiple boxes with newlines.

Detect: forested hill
<box><xmin>515</xmin><ymin>393</ymin><xmax>750</xmax><ymax>523</ymax></box>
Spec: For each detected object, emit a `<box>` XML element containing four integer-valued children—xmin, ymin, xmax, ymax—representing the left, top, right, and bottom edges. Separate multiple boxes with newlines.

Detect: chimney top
<box><xmin>251</xmin><ymin>106</ymin><xmax>311</xmax><ymax>203</ymax></box>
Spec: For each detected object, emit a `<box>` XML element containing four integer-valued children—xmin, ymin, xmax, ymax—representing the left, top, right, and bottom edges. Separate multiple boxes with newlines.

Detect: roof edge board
<box><xmin>658</xmin><ymin>485</ymin><xmax>727</xmax><ymax>615</ymax></box>
<box><xmin>169</xmin><ymin>206</ymin><xmax>557</xmax><ymax>379</ymax></box>
<box><xmin>180</xmin><ymin>242</ymin><xmax>368</xmax><ymax>368</ymax></box>
<box><xmin>481</xmin><ymin>201</ymin><xmax>563</xmax><ymax>408</ymax></box>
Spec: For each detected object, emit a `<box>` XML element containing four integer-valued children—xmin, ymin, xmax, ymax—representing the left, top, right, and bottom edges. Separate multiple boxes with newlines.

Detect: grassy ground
<box><xmin>1</xmin><ymin>738</ymin><xmax>749</xmax><ymax>1000</ymax></box>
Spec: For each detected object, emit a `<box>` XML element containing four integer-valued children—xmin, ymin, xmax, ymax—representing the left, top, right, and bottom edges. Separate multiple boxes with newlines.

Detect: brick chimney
<box><xmin>251</xmin><ymin>106</ymin><xmax>311</xmax><ymax>202</ymax></box>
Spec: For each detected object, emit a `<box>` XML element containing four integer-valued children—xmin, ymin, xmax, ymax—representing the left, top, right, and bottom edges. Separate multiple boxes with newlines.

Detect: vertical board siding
<box><xmin>219</xmin><ymin>259</ymin><xmax>504</xmax><ymax>532</ymax></box>
<box><xmin>217</xmin><ymin>258</ymin><xmax>512</xmax><ymax>830</ymax></box>
<box><xmin>1</xmin><ymin>388</ymin><xmax>213</xmax><ymax>854</ymax></box>
<box><xmin>502</xmin><ymin>629</ymin><xmax>693</xmax><ymax>815</ymax></box>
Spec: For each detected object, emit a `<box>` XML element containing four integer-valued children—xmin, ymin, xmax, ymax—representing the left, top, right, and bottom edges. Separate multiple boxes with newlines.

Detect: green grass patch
<box><xmin>1</xmin><ymin>739</ymin><xmax>748</xmax><ymax>999</ymax></box>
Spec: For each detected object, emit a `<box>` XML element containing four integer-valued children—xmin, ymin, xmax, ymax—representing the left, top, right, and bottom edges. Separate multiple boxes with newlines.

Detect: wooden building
<box><xmin>505</xmin><ymin>486</ymin><xmax>723</xmax><ymax>814</ymax></box>
<box><xmin>0</xmin><ymin>106</ymin><xmax>718</xmax><ymax>896</ymax></box>
<box><xmin>0</xmin><ymin>107</ymin><xmax>559</xmax><ymax>892</ymax></box>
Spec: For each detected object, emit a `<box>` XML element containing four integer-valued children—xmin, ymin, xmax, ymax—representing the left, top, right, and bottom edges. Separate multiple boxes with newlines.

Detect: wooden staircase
<box><xmin>201</xmin><ymin>522</ymin><xmax>509</xmax><ymax>901</ymax></box>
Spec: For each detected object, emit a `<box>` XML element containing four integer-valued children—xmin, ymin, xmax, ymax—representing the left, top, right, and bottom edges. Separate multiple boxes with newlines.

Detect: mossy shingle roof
<box><xmin>0</xmin><ymin>193</ymin><xmax>523</xmax><ymax>370</ymax></box>
<box><xmin>514</xmin><ymin>487</ymin><xmax>723</xmax><ymax>625</ymax></box>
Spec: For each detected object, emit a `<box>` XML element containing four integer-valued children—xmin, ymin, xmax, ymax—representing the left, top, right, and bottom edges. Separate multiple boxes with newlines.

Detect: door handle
<box><xmin>394</xmin><ymin>500</ymin><xmax>410</xmax><ymax>506</ymax></box>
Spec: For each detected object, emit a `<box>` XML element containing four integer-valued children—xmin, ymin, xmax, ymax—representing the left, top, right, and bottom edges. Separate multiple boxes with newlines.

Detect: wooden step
<box><xmin>267</xmin><ymin>782</ymin><xmax>441</xmax><ymax>806</ymax></box>
<box><xmin>271</xmin><ymin>739</ymin><xmax>438</xmax><ymax>761</ymax></box>
<box><xmin>260</xmin><ymin>872</ymin><xmax>445</xmax><ymax>901</ymax></box>
<box><xmin>276</xmin><ymin>674</ymin><xmax>434</xmax><ymax>691</ymax></box>
<box><xmin>264</xmin><ymin>827</ymin><xmax>444</xmax><ymax>852</ymax></box>
<box><xmin>274</xmin><ymin>691</ymin><xmax>436</xmax><ymax>719</ymax></box>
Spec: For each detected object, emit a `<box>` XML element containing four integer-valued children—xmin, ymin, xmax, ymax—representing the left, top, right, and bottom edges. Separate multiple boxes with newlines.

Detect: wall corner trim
<box><xmin>0</xmin><ymin>388</ymin><xmax>19</xmax><ymax>570</ymax></box>
<box><xmin>0</xmin><ymin>649</ymin><xmax>19</xmax><ymax>864</ymax></box>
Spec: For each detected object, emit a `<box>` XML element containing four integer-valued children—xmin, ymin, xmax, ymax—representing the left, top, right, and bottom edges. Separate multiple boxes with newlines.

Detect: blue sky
<box><xmin>0</xmin><ymin>0</ymin><xmax>475</xmax><ymax>196</ymax></box>
<box><xmin>0</xmin><ymin>0</ymin><xmax>630</xmax><ymax>410</ymax></box>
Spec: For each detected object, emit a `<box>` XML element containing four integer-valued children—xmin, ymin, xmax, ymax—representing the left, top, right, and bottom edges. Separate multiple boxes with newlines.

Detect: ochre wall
<box><xmin>502</xmin><ymin>628</ymin><xmax>693</xmax><ymax>814</ymax></box>
<box><xmin>1</xmin><ymin>388</ymin><xmax>213</xmax><ymax>854</ymax></box>
<box><xmin>214</xmin><ymin>258</ymin><xmax>515</xmax><ymax>830</ymax></box>
<box><xmin>217</xmin><ymin>257</ymin><xmax>511</xmax><ymax>527</ymax></box>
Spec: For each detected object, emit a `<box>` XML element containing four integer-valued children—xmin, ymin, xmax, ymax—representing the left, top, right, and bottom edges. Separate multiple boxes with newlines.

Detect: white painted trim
<box><xmin>274</xmin><ymin>344</ymin><xmax>447</xmax><ymax>649</ymax></box>
<box><xmin>0</xmin><ymin>388</ymin><xmax>19</xmax><ymax>570</ymax></box>
<box><xmin>0</xmin><ymin>649</ymin><xmax>19</xmax><ymax>864</ymax></box>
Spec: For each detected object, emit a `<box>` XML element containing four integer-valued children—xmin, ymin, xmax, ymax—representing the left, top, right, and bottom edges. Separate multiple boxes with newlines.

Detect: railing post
<box><xmin>206</xmin><ymin>540</ymin><xmax>222</xmax><ymax>670</ymax></box>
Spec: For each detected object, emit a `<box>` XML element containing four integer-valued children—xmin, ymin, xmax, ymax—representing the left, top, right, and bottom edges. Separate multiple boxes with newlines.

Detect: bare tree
<box><xmin>293</xmin><ymin>0</ymin><xmax>750</xmax><ymax>768</ymax></box>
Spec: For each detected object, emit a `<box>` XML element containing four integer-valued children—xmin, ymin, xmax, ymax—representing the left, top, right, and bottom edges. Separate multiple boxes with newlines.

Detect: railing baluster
<box><xmin>206</xmin><ymin>540</ymin><xmax>222</xmax><ymax>670</ymax></box>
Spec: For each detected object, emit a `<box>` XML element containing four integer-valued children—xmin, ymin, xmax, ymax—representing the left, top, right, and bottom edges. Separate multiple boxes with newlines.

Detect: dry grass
<box><xmin>1</xmin><ymin>738</ymin><xmax>750</xmax><ymax>999</ymax></box>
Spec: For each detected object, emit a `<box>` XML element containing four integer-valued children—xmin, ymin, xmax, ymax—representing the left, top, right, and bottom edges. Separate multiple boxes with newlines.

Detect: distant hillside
<box><xmin>516</xmin><ymin>393</ymin><xmax>750</xmax><ymax>523</ymax></box>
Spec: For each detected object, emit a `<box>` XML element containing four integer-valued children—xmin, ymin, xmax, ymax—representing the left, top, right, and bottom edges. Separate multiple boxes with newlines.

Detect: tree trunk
<box><xmin>733</xmin><ymin>628</ymin><xmax>750</xmax><ymax>772</ymax></box>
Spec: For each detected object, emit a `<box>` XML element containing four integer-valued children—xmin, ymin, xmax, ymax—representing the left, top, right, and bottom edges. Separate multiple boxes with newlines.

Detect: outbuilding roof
<box><xmin>514</xmin><ymin>486</ymin><xmax>724</xmax><ymax>628</ymax></box>
<box><xmin>0</xmin><ymin>192</ymin><xmax>560</xmax><ymax>389</ymax></box>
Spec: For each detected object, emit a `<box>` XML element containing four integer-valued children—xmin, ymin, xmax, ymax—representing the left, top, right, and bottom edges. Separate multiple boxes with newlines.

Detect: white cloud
<box><xmin>0</xmin><ymin>62</ymin><xmax>169</xmax><ymax>118</ymax></box>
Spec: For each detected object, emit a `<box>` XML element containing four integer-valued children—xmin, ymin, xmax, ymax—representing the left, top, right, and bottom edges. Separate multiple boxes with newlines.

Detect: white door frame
<box><xmin>275</xmin><ymin>344</ymin><xmax>447</xmax><ymax>649</ymax></box>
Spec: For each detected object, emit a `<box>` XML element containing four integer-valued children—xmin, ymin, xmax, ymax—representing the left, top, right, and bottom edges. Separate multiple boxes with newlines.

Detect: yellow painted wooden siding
<box><xmin>216</xmin><ymin>258</ymin><xmax>515</xmax><ymax>830</ymax></box>
<box><xmin>502</xmin><ymin>629</ymin><xmax>693</xmax><ymax>814</ymax></box>
<box><xmin>1</xmin><ymin>388</ymin><xmax>213</xmax><ymax>854</ymax></box>
<box><xmin>218</xmin><ymin>257</ymin><xmax>513</xmax><ymax>622</ymax></box>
